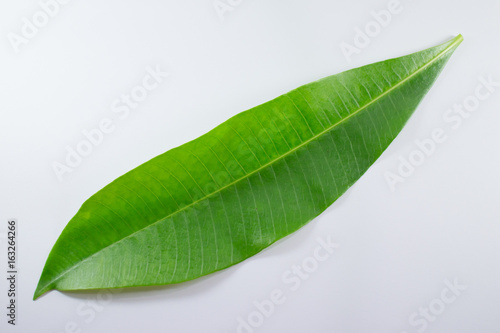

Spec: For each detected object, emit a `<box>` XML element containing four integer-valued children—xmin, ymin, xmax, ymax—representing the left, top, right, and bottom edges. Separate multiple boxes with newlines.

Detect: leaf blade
<box><xmin>34</xmin><ymin>35</ymin><xmax>463</xmax><ymax>299</ymax></box>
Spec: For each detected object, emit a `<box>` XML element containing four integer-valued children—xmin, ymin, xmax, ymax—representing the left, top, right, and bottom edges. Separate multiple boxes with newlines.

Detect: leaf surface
<box><xmin>34</xmin><ymin>35</ymin><xmax>463</xmax><ymax>299</ymax></box>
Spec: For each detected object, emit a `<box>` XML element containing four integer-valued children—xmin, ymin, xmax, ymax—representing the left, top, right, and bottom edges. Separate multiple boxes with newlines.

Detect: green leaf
<box><xmin>34</xmin><ymin>35</ymin><xmax>463</xmax><ymax>299</ymax></box>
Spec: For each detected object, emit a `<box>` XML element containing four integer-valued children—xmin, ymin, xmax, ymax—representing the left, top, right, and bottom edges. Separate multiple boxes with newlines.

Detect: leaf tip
<box><xmin>33</xmin><ymin>286</ymin><xmax>46</xmax><ymax>301</ymax></box>
<box><xmin>436</xmin><ymin>34</ymin><xmax>463</xmax><ymax>61</ymax></box>
<box><xmin>454</xmin><ymin>34</ymin><xmax>464</xmax><ymax>45</ymax></box>
<box><xmin>448</xmin><ymin>34</ymin><xmax>464</xmax><ymax>51</ymax></box>
<box><xmin>33</xmin><ymin>276</ymin><xmax>53</xmax><ymax>301</ymax></box>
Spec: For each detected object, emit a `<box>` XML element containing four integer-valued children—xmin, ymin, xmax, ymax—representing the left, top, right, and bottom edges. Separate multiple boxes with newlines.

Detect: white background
<box><xmin>1</xmin><ymin>0</ymin><xmax>499</xmax><ymax>332</ymax></box>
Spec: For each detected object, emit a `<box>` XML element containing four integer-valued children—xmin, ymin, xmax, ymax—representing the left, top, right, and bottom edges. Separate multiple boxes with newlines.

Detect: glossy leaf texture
<box><xmin>34</xmin><ymin>35</ymin><xmax>462</xmax><ymax>299</ymax></box>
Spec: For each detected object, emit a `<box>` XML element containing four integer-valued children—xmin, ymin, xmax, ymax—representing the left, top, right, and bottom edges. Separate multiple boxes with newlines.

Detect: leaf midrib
<box><xmin>38</xmin><ymin>36</ymin><xmax>461</xmax><ymax>294</ymax></box>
